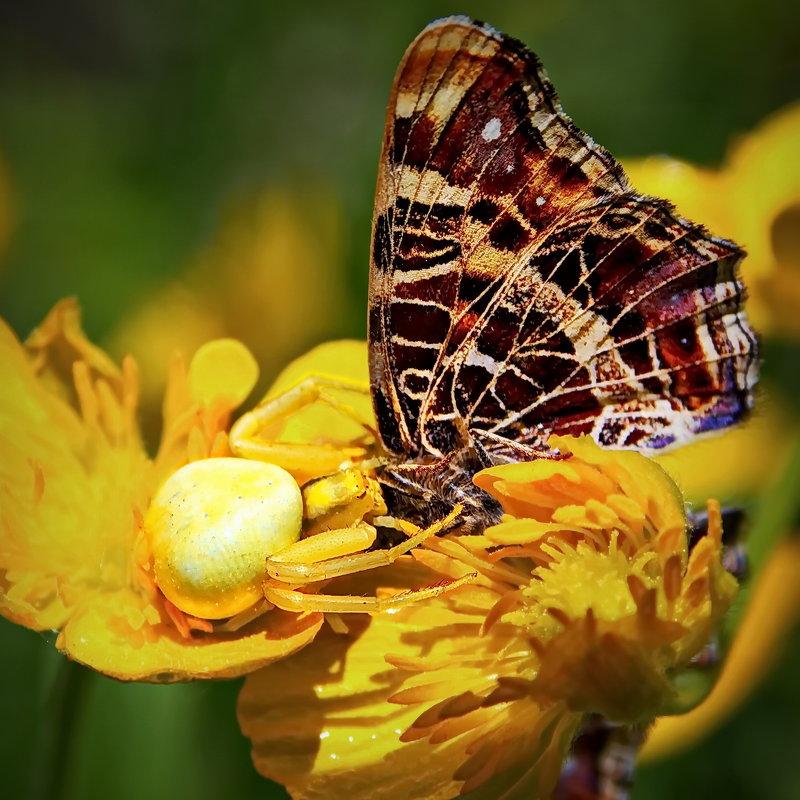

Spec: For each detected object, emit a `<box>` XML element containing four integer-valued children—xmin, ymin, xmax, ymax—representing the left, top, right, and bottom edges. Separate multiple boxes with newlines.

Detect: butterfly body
<box><xmin>368</xmin><ymin>17</ymin><xmax>758</xmax><ymax>530</ymax></box>
<box><xmin>376</xmin><ymin>432</ymin><xmax>504</xmax><ymax>533</ymax></box>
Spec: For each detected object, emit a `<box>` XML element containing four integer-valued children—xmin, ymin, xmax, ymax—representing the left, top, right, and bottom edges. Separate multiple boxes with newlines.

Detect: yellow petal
<box><xmin>60</xmin><ymin>591</ymin><xmax>323</xmax><ymax>682</ymax></box>
<box><xmin>25</xmin><ymin>298</ymin><xmax>124</xmax><ymax>398</ymax></box>
<box><xmin>0</xmin><ymin>313</ymin><xmax>149</xmax><ymax>632</ymax></box>
<box><xmin>726</xmin><ymin>102</ymin><xmax>800</xmax><ymax>283</ymax></box>
<box><xmin>189</xmin><ymin>338</ymin><xmax>259</xmax><ymax>408</ymax></box>
<box><xmin>267</xmin><ymin>340</ymin><xmax>369</xmax><ymax>393</ymax></box>
<box><xmin>258</xmin><ymin>340</ymin><xmax>373</xmax><ymax>447</ymax></box>
<box><xmin>624</xmin><ymin>156</ymin><xmax>727</xmax><ymax>235</ymax></box>
<box><xmin>239</xmin><ymin>617</ymin><xmax>466</xmax><ymax>800</ymax></box>
<box><xmin>654</xmin><ymin>411</ymin><xmax>791</xmax><ymax>503</ymax></box>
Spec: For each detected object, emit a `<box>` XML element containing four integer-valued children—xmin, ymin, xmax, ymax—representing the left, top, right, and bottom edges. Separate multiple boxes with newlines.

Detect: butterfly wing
<box><xmin>369</xmin><ymin>16</ymin><xmax>758</xmax><ymax>459</ymax></box>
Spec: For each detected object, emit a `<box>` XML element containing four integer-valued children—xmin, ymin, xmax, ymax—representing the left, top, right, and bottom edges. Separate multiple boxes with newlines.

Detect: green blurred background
<box><xmin>1</xmin><ymin>1</ymin><xmax>798</xmax><ymax>798</ymax></box>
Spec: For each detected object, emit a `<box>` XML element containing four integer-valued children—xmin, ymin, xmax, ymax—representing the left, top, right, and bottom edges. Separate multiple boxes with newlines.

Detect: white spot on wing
<box><xmin>482</xmin><ymin>117</ymin><xmax>502</xmax><ymax>141</ymax></box>
<box><xmin>465</xmin><ymin>348</ymin><xmax>500</xmax><ymax>375</ymax></box>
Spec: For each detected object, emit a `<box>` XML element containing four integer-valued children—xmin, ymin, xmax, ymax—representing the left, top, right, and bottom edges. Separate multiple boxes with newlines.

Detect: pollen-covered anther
<box><xmin>663</xmin><ymin>553</ymin><xmax>683</xmax><ymax>602</ymax></box>
<box><xmin>547</xmin><ymin>606</ymin><xmax>571</xmax><ymax>627</ymax></box>
<box><xmin>481</xmin><ymin>589</ymin><xmax>523</xmax><ymax>635</ymax></box>
<box><xmin>145</xmin><ymin>457</ymin><xmax>302</xmax><ymax>620</ymax></box>
<box><xmin>482</xmin><ymin>676</ymin><xmax>534</xmax><ymax>706</ymax></box>
<box><xmin>440</xmin><ymin>690</ymin><xmax>485</xmax><ymax>718</ymax></box>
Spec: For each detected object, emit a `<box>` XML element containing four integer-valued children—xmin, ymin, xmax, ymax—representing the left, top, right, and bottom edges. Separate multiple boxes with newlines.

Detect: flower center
<box><xmin>514</xmin><ymin>534</ymin><xmax>657</xmax><ymax>643</ymax></box>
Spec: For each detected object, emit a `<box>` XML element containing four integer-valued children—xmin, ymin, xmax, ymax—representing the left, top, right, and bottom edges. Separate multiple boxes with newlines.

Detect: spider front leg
<box><xmin>263</xmin><ymin>505</ymin><xmax>470</xmax><ymax>614</ymax></box>
<box><xmin>229</xmin><ymin>375</ymin><xmax>377</xmax><ymax>479</ymax></box>
<box><xmin>264</xmin><ymin>572</ymin><xmax>475</xmax><ymax>614</ymax></box>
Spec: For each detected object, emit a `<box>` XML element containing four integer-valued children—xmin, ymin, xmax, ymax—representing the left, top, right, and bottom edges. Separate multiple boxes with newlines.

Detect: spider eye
<box><xmin>145</xmin><ymin>458</ymin><xmax>302</xmax><ymax>619</ymax></box>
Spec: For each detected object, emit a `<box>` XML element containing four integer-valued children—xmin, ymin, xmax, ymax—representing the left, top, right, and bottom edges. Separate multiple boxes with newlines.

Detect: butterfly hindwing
<box><xmin>446</xmin><ymin>195</ymin><xmax>757</xmax><ymax>452</ymax></box>
<box><xmin>369</xmin><ymin>16</ymin><xmax>757</xmax><ymax>461</ymax></box>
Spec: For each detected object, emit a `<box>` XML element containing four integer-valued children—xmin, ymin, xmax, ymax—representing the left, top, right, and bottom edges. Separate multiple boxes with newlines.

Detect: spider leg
<box><xmin>263</xmin><ymin>570</ymin><xmax>476</xmax><ymax>614</ymax></box>
<box><xmin>266</xmin><ymin>505</ymin><xmax>463</xmax><ymax>584</ymax></box>
<box><xmin>229</xmin><ymin>376</ymin><xmax>375</xmax><ymax>476</ymax></box>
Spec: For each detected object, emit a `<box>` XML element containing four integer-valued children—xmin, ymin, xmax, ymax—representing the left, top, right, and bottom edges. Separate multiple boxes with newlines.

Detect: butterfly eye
<box><xmin>144</xmin><ymin>458</ymin><xmax>302</xmax><ymax>620</ymax></box>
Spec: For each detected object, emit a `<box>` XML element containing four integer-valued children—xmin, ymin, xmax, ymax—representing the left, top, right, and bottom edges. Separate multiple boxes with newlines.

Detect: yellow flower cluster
<box><xmin>475</xmin><ymin>439</ymin><xmax>736</xmax><ymax>720</ymax></box>
<box><xmin>0</xmin><ymin>309</ymin><xmax>740</xmax><ymax>798</ymax></box>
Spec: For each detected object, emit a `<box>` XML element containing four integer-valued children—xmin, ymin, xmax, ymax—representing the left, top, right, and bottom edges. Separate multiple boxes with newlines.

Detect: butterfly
<box><xmin>367</xmin><ymin>16</ymin><xmax>758</xmax><ymax>530</ymax></box>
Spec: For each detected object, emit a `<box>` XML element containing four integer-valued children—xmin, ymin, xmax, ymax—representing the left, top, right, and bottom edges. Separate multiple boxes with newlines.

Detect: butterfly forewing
<box><xmin>369</xmin><ymin>16</ymin><xmax>758</xmax><ymax>465</ymax></box>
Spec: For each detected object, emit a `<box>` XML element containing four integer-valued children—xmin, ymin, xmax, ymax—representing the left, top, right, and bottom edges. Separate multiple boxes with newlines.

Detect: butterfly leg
<box><xmin>229</xmin><ymin>375</ymin><xmax>376</xmax><ymax>477</ymax></box>
<box><xmin>262</xmin><ymin>505</ymin><xmax>468</xmax><ymax>613</ymax></box>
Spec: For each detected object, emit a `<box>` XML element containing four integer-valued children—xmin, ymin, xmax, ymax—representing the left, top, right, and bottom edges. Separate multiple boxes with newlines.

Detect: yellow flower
<box><xmin>0</xmin><ymin>300</ymin><xmax>322</xmax><ymax>681</ymax></box>
<box><xmin>237</xmin><ymin>358</ymin><xmax>737</xmax><ymax>800</ymax></box>
<box><xmin>106</xmin><ymin>184</ymin><xmax>347</xmax><ymax>430</ymax></box>
<box><xmin>642</xmin><ymin>536</ymin><xmax>800</xmax><ymax>761</ymax></box>
<box><xmin>472</xmin><ymin>439</ymin><xmax>736</xmax><ymax>718</ymax></box>
<box><xmin>625</xmin><ymin>102</ymin><xmax>800</xmax><ymax>337</ymax></box>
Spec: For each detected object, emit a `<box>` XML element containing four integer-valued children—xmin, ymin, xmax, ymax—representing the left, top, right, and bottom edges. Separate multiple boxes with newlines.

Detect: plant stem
<box><xmin>28</xmin><ymin>653</ymin><xmax>89</xmax><ymax>800</ymax></box>
<box><xmin>726</xmin><ymin>431</ymin><xmax>800</xmax><ymax>636</ymax></box>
